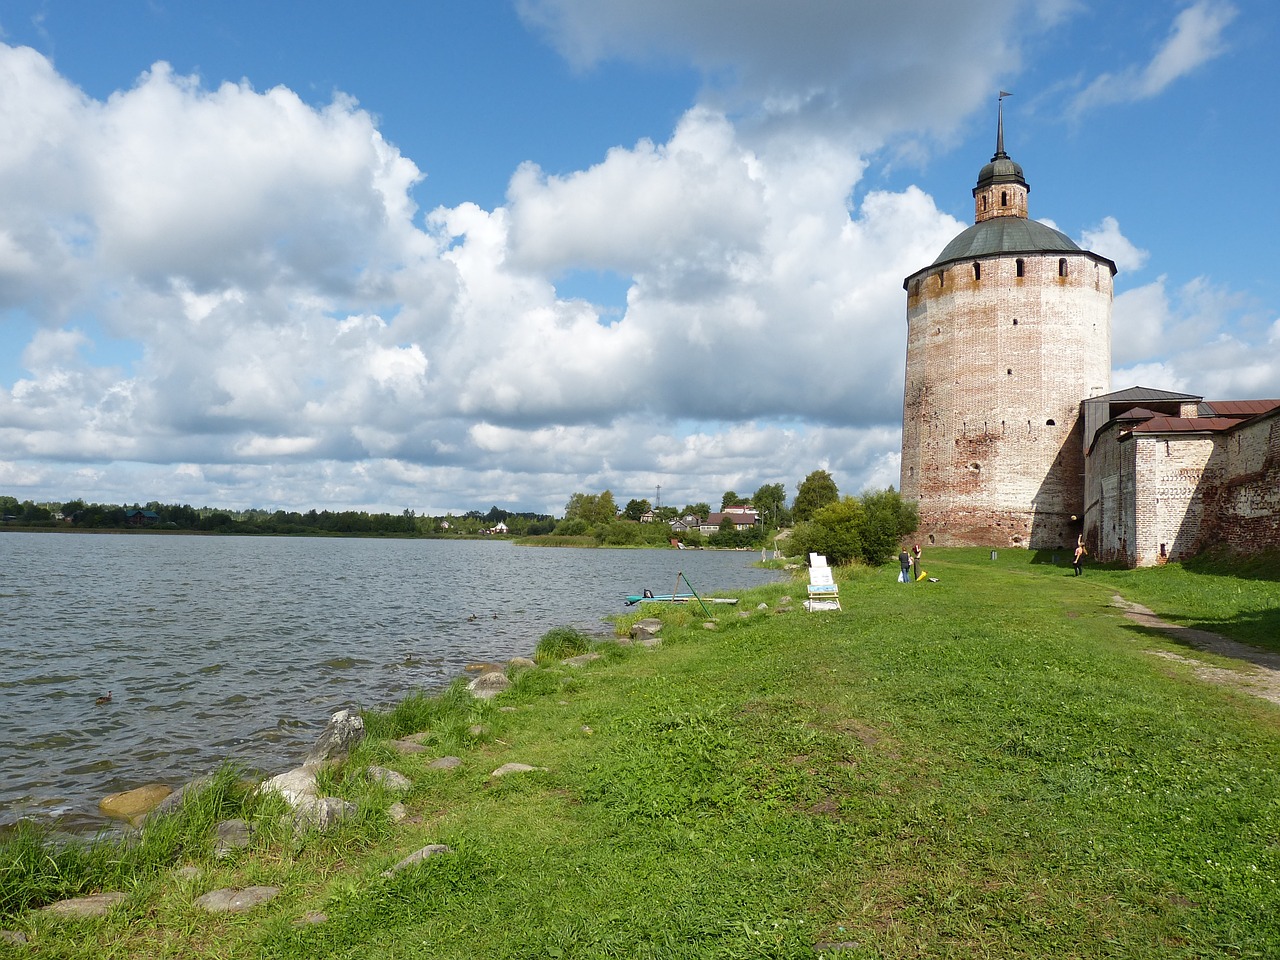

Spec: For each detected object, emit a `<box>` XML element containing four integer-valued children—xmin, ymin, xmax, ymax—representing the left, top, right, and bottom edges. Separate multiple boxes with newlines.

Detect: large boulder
<box><xmin>99</xmin><ymin>783</ymin><xmax>172</xmax><ymax>824</ymax></box>
<box><xmin>303</xmin><ymin>709</ymin><xmax>366</xmax><ymax>770</ymax></box>
<box><xmin>467</xmin><ymin>671</ymin><xmax>510</xmax><ymax>700</ymax></box>
<box><xmin>290</xmin><ymin>796</ymin><xmax>356</xmax><ymax>833</ymax></box>
<box><xmin>260</xmin><ymin>767</ymin><xmax>319</xmax><ymax>806</ymax></box>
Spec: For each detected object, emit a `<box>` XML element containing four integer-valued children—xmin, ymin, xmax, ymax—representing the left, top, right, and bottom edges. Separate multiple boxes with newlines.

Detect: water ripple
<box><xmin>0</xmin><ymin>533</ymin><xmax>779</xmax><ymax>830</ymax></box>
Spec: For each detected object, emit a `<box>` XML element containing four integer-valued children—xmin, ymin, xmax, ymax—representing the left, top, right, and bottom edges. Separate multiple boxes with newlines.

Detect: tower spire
<box><xmin>972</xmin><ymin>91</ymin><xmax>1027</xmax><ymax>221</ymax></box>
<box><xmin>995</xmin><ymin>91</ymin><xmax>1012</xmax><ymax>160</ymax></box>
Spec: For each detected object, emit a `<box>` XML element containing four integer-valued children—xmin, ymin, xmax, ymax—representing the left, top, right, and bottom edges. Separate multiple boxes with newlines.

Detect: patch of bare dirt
<box><xmin>1110</xmin><ymin>595</ymin><xmax>1280</xmax><ymax>706</ymax></box>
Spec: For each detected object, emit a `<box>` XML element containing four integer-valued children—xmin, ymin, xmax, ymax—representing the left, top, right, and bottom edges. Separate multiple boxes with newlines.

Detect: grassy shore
<box><xmin>3</xmin><ymin>549</ymin><xmax>1279</xmax><ymax>958</ymax></box>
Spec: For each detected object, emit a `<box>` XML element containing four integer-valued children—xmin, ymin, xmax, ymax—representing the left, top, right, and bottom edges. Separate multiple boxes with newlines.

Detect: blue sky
<box><xmin>1</xmin><ymin>1</ymin><xmax>1275</xmax><ymax>515</ymax></box>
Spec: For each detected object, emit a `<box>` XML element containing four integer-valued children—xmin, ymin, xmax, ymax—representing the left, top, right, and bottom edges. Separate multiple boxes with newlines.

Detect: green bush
<box><xmin>553</xmin><ymin>517</ymin><xmax>590</xmax><ymax>536</ymax></box>
<box><xmin>789</xmin><ymin>498</ymin><xmax>863</xmax><ymax>565</ymax></box>
<box><xmin>598</xmin><ymin>521</ymin><xmax>642</xmax><ymax>545</ymax></box>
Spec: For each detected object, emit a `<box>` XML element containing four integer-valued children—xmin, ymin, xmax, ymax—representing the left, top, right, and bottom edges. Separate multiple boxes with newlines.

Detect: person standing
<box><xmin>1073</xmin><ymin>542</ymin><xmax>1085</xmax><ymax>576</ymax></box>
<box><xmin>899</xmin><ymin>548</ymin><xmax>913</xmax><ymax>584</ymax></box>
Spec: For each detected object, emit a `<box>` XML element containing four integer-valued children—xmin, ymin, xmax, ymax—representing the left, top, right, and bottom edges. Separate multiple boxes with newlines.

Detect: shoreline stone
<box><xmin>490</xmin><ymin>762</ymin><xmax>546</xmax><ymax>778</ymax></box>
<box><xmin>41</xmin><ymin>892</ymin><xmax>128</xmax><ymax>917</ymax></box>
<box><xmin>99</xmin><ymin>783</ymin><xmax>172</xmax><ymax>824</ymax></box>
<box><xmin>381</xmin><ymin>844</ymin><xmax>452</xmax><ymax>877</ymax></box>
<box><xmin>467</xmin><ymin>671</ymin><xmax>511</xmax><ymax>699</ymax></box>
<box><xmin>367</xmin><ymin>765</ymin><xmax>412</xmax><ymax>791</ymax></box>
<box><xmin>194</xmin><ymin>886</ymin><xmax>279</xmax><ymax>914</ymax></box>
<box><xmin>260</xmin><ymin>767</ymin><xmax>319</xmax><ymax>806</ymax></box>
<box><xmin>302</xmin><ymin>709</ymin><xmax>365</xmax><ymax>770</ymax></box>
<box><xmin>213</xmin><ymin>819</ymin><xmax>253</xmax><ymax>859</ymax></box>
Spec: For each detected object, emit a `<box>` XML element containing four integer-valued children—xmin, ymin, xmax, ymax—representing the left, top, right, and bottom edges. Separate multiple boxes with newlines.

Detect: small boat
<box><xmin>624</xmin><ymin>592</ymin><xmax>738</xmax><ymax>606</ymax></box>
<box><xmin>625</xmin><ymin>571</ymin><xmax>738</xmax><ymax>612</ymax></box>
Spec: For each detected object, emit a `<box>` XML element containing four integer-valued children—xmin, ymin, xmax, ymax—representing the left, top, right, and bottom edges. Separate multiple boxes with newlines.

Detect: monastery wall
<box><xmin>1082</xmin><ymin>428</ymin><xmax>1136</xmax><ymax>564</ymax></box>
<box><xmin>1086</xmin><ymin>412</ymin><xmax>1280</xmax><ymax>567</ymax></box>
<box><xmin>1131</xmin><ymin>435</ymin><xmax>1217</xmax><ymax>567</ymax></box>
<box><xmin>1200</xmin><ymin>413</ymin><xmax>1280</xmax><ymax>553</ymax></box>
<box><xmin>902</xmin><ymin>251</ymin><xmax>1112</xmax><ymax>548</ymax></box>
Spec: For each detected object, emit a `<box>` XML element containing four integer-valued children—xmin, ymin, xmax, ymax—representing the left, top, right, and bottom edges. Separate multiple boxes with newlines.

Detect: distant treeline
<box><xmin>0</xmin><ymin>496</ymin><xmax>553</xmax><ymax>538</ymax></box>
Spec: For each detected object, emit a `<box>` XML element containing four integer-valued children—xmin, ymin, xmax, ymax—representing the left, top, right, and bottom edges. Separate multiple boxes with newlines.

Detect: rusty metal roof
<box><xmin>1130</xmin><ymin>416</ymin><xmax>1250</xmax><ymax>434</ymax></box>
<box><xmin>1202</xmin><ymin>399</ymin><xmax>1280</xmax><ymax>417</ymax></box>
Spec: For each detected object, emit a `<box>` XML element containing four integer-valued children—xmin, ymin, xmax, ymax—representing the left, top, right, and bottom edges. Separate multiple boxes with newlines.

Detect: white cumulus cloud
<box><xmin>1070</xmin><ymin>1</ymin><xmax>1237</xmax><ymax>115</ymax></box>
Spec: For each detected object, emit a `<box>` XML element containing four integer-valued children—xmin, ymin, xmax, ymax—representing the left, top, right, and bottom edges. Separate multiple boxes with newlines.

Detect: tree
<box><xmin>564</xmin><ymin>490</ymin><xmax>618</xmax><ymax>525</ymax></box>
<box><xmin>789</xmin><ymin>497</ymin><xmax>864</xmax><ymax>565</ymax></box>
<box><xmin>794</xmin><ymin>470</ymin><xmax>839</xmax><ymax>522</ymax></box>
<box><xmin>682</xmin><ymin>502</ymin><xmax>711</xmax><ymax>520</ymax></box>
<box><xmin>720</xmin><ymin>490</ymin><xmax>751</xmax><ymax>510</ymax></box>
<box><xmin>623</xmin><ymin>498</ymin><xmax>652</xmax><ymax>521</ymax></box>
<box><xmin>787</xmin><ymin>488</ymin><xmax>919</xmax><ymax>566</ymax></box>
<box><xmin>857</xmin><ymin>487</ymin><xmax>919</xmax><ymax>565</ymax></box>
<box><xmin>751</xmin><ymin>483</ymin><xmax>786</xmax><ymax>527</ymax></box>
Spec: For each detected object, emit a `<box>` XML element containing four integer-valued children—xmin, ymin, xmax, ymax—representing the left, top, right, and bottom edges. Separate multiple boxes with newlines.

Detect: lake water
<box><xmin>0</xmin><ymin>533</ymin><xmax>781</xmax><ymax>832</ymax></box>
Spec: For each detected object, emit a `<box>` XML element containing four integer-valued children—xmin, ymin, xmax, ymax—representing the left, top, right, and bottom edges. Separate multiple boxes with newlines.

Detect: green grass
<box><xmin>0</xmin><ymin>765</ymin><xmax>273</xmax><ymax>918</ymax></box>
<box><xmin>534</xmin><ymin>626</ymin><xmax>593</xmax><ymax>663</ymax></box>
<box><xmin>3</xmin><ymin>549</ymin><xmax>1278</xmax><ymax>957</ymax></box>
<box><xmin>1080</xmin><ymin>548</ymin><xmax>1280</xmax><ymax>653</ymax></box>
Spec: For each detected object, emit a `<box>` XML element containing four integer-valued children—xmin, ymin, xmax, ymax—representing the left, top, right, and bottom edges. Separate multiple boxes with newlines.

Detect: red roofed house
<box><xmin>698</xmin><ymin>511</ymin><xmax>761</xmax><ymax>535</ymax></box>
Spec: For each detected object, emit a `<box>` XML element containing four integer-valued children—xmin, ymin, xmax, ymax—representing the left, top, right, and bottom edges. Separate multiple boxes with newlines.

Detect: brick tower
<box><xmin>900</xmin><ymin>99</ymin><xmax>1115</xmax><ymax>549</ymax></box>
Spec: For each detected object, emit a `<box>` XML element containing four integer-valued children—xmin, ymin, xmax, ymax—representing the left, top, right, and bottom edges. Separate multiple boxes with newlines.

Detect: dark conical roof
<box><xmin>976</xmin><ymin>154</ymin><xmax>1026</xmax><ymax>188</ymax></box>
<box><xmin>932</xmin><ymin>217</ymin><xmax>1080</xmax><ymax>264</ymax></box>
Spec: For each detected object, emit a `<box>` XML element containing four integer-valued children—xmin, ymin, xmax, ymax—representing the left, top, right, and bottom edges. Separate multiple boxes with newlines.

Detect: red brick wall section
<box><xmin>1086</xmin><ymin>414</ymin><xmax>1280</xmax><ymax>566</ymax></box>
<box><xmin>1199</xmin><ymin>412</ymin><xmax>1280</xmax><ymax>554</ymax></box>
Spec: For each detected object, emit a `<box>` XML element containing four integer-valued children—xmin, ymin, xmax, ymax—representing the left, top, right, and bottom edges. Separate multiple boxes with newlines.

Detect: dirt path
<box><xmin>1110</xmin><ymin>595</ymin><xmax>1280</xmax><ymax>706</ymax></box>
